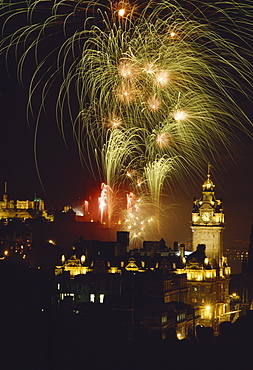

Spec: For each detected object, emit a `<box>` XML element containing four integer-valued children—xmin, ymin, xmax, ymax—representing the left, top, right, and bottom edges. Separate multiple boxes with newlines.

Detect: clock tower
<box><xmin>191</xmin><ymin>168</ymin><xmax>225</xmax><ymax>267</ymax></box>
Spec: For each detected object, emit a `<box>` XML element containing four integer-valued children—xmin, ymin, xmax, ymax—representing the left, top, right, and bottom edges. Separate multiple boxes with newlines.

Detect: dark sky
<box><xmin>0</xmin><ymin>1</ymin><xmax>253</xmax><ymax>252</ymax></box>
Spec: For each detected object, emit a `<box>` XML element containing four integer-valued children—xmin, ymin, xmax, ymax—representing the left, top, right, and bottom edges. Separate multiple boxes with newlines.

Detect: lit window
<box><xmin>90</xmin><ymin>294</ymin><xmax>95</xmax><ymax>303</ymax></box>
<box><xmin>57</xmin><ymin>283</ymin><xmax>61</xmax><ymax>290</ymax></box>
<box><xmin>99</xmin><ymin>294</ymin><xmax>105</xmax><ymax>303</ymax></box>
<box><xmin>162</xmin><ymin>316</ymin><xmax>167</xmax><ymax>324</ymax></box>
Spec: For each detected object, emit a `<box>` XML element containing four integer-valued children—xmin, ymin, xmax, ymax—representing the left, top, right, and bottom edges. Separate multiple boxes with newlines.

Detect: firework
<box><xmin>98</xmin><ymin>183</ymin><xmax>112</xmax><ymax>225</ymax></box>
<box><xmin>1</xmin><ymin>0</ymin><xmax>253</xmax><ymax>246</ymax></box>
<box><xmin>123</xmin><ymin>192</ymin><xmax>160</xmax><ymax>249</ymax></box>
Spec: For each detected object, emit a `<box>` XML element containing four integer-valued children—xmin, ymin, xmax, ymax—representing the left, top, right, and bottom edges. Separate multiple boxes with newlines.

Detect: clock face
<box><xmin>201</xmin><ymin>212</ymin><xmax>212</xmax><ymax>222</ymax></box>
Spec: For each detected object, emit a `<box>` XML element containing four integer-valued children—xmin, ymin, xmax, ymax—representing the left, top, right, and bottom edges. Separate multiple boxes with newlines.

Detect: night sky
<box><xmin>0</xmin><ymin>2</ymin><xmax>253</xmax><ymax>253</ymax></box>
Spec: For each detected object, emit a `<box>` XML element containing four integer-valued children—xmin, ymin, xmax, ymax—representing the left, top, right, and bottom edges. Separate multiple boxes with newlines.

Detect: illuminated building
<box><xmin>191</xmin><ymin>168</ymin><xmax>225</xmax><ymax>267</ymax></box>
<box><xmin>0</xmin><ymin>184</ymin><xmax>53</xmax><ymax>259</ymax></box>
<box><xmin>0</xmin><ymin>183</ymin><xmax>51</xmax><ymax>221</ymax></box>
<box><xmin>54</xmin><ymin>233</ymin><xmax>196</xmax><ymax>339</ymax></box>
<box><xmin>178</xmin><ymin>245</ymin><xmax>231</xmax><ymax>329</ymax></box>
<box><xmin>53</xmin><ymin>170</ymin><xmax>232</xmax><ymax>335</ymax></box>
<box><xmin>178</xmin><ymin>170</ymin><xmax>231</xmax><ymax>329</ymax></box>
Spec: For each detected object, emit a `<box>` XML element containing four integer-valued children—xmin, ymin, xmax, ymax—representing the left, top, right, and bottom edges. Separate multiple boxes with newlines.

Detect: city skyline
<box><xmin>1</xmin><ymin>92</ymin><xmax>252</xmax><ymax>253</ymax></box>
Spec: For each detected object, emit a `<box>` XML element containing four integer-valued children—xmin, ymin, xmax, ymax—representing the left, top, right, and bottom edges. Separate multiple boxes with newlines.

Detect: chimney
<box><xmin>180</xmin><ymin>244</ymin><xmax>185</xmax><ymax>261</ymax></box>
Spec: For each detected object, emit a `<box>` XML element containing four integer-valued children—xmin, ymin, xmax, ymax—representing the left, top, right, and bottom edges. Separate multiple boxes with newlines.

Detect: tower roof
<box><xmin>202</xmin><ymin>165</ymin><xmax>215</xmax><ymax>191</ymax></box>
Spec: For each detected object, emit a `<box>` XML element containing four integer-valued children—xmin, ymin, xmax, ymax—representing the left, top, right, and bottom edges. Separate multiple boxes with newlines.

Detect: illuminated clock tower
<box><xmin>191</xmin><ymin>168</ymin><xmax>225</xmax><ymax>267</ymax></box>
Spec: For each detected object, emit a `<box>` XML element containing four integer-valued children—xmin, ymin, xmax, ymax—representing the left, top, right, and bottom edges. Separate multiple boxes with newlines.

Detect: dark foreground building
<box><xmin>54</xmin><ymin>237</ymin><xmax>195</xmax><ymax>340</ymax></box>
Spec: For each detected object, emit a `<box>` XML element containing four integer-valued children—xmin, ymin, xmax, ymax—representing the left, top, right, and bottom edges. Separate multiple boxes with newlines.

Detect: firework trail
<box><xmin>1</xmin><ymin>0</ymin><xmax>253</xmax><ymax>245</ymax></box>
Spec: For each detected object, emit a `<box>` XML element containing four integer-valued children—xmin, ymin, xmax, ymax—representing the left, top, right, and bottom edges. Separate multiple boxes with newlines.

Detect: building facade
<box><xmin>182</xmin><ymin>170</ymin><xmax>231</xmax><ymax>329</ymax></box>
<box><xmin>0</xmin><ymin>186</ymin><xmax>50</xmax><ymax>221</ymax></box>
<box><xmin>191</xmin><ymin>169</ymin><xmax>225</xmax><ymax>267</ymax></box>
<box><xmin>0</xmin><ymin>193</ymin><xmax>53</xmax><ymax>221</ymax></box>
<box><xmin>53</xmin><ymin>170</ymin><xmax>232</xmax><ymax>336</ymax></box>
<box><xmin>54</xmin><ymin>248</ymin><xmax>196</xmax><ymax>339</ymax></box>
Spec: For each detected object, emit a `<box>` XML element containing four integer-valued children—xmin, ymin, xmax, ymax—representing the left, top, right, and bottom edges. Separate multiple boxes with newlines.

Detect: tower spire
<box><xmin>3</xmin><ymin>182</ymin><xmax>8</xmax><ymax>205</ymax></box>
<box><xmin>202</xmin><ymin>164</ymin><xmax>214</xmax><ymax>191</ymax></box>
